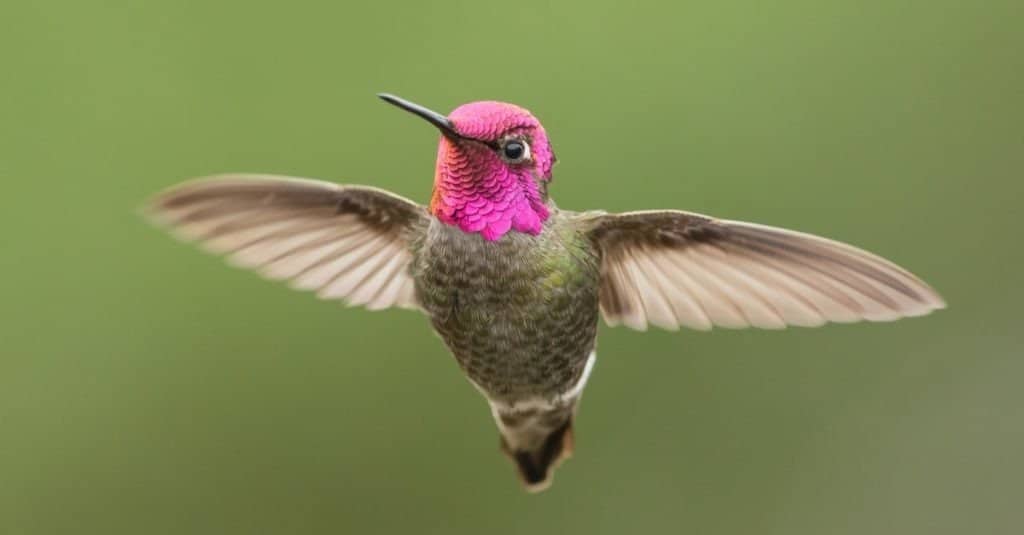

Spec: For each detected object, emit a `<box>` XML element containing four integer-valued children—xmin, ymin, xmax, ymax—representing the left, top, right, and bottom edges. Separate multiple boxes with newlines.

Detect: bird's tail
<box><xmin>493</xmin><ymin>402</ymin><xmax>577</xmax><ymax>493</ymax></box>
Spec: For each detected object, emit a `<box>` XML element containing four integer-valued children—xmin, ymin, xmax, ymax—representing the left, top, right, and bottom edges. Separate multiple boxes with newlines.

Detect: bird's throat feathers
<box><xmin>430</xmin><ymin>139</ymin><xmax>551</xmax><ymax>242</ymax></box>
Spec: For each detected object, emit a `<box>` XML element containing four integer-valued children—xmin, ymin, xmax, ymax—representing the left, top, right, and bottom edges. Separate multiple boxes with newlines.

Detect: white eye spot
<box><xmin>500</xmin><ymin>139</ymin><xmax>531</xmax><ymax>163</ymax></box>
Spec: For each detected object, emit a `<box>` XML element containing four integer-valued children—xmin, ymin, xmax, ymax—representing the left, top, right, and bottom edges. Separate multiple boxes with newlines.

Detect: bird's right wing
<box><xmin>145</xmin><ymin>174</ymin><xmax>429</xmax><ymax>311</ymax></box>
<box><xmin>581</xmin><ymin>210</ymin><xmax>945</xmax><ymax>331</ymax></box>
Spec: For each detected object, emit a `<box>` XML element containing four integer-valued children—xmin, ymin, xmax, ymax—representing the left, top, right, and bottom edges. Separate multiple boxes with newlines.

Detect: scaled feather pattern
<box><xmin>431</xmin><ymin>101</ymin><xmax>555</xmax><ymax>241</ymax></box>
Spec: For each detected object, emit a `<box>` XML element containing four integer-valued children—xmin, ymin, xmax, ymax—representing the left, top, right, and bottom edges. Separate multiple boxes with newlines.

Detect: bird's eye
<box><xmin>500</xmin><ymin>139</ymin><xmax>530</xmax><ymax>163</ymax></box>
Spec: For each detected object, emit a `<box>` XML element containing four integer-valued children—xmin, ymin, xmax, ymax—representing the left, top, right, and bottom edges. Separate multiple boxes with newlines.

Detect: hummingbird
<box><xmin>145</xmin><ymin>94</ymin><xmax>945</xmax><ymax>492</ymax></box>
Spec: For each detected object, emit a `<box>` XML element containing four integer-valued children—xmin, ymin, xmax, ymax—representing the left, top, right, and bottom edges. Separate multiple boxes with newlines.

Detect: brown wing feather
<box><xmin>584</xmin><ymin>210</ymin><xmax>945</xmax><ymax>331</ymax></box>
<box><xmin>145</xmin><ymin>174</ymin><xmax>429</xmax><ymax>311</ymax></box>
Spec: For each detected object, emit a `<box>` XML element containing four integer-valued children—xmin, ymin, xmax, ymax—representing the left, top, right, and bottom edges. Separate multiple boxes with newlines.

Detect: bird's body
<box><xmin>146</xmin><ymin>94</ymin><xmax>945</xmax><ymax>492</ymax></box>
<box><xmin>413</xmin><ymin>208</ymin><xmax>601</xmax><ymax>488</ymax></box>
<box><xmin>413</xmin><ymin>209</ymin><xmax>600</xmax><ymax>402</ymax></box>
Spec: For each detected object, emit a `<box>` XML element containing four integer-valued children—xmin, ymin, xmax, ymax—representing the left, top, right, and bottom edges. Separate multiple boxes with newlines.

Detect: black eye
<box><xmin>500</xmin><ymin>139</ymin><xmax>530</xmax><ymax>162</ymax></box>
<box><xmin>503</xmin><ymin>141</ymin><xmax>524</xmax><ymax>160</ymax></box>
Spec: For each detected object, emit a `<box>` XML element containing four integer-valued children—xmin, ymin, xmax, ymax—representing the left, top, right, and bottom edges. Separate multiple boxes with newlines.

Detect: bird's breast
<box><xmin>411</xmin><ymin>217</ymin><xmax>601</xmax><ymax>402</ymax></box>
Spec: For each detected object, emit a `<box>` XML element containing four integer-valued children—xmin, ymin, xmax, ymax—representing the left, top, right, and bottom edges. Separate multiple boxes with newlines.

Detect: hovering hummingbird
<box><xmin>146</xmin><ymin>94</ymin><xmax>945</xmax><ymax>492</ymax></box>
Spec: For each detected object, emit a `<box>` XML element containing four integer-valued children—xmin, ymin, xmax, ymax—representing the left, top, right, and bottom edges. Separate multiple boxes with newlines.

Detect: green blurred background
<box><xmin>2</xmin><ymin>1</ymin><xmax>1022</xmax><ymax>533</ymax></box>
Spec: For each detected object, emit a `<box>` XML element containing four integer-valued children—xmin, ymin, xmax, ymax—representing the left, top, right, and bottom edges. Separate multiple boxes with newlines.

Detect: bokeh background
<box><xmin>3</xmin><ymin>1</ymin><xmax>1022</xmax><ymax>533</ymax></box>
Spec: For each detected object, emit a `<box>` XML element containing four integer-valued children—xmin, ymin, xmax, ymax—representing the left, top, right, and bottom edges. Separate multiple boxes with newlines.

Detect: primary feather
<box><xmin>583</xmin><ymin>210</ymin><xmax>946</xmax><ymax>331</ymax></box>
<box><xmin>145</xmin><ymin>174</ymin><xmax>428</xmax><ymax>311</ymax></box>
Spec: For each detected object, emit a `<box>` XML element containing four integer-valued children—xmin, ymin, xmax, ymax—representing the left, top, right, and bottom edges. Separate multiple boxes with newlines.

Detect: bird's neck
<box><xmin>429</xmin><ymin>143</ymin><xmax>550</xmax><ymax>242</ymax></box>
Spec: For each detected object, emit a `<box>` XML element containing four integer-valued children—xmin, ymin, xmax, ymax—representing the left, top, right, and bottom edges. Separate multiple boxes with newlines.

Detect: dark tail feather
<box><xmin>497</xmin><ymin>408</ymin><xmax>576</xmax><ymax>493</ymax></box>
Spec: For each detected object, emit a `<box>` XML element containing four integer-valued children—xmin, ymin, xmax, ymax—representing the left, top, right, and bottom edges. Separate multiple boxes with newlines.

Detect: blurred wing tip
<box><xmin>900</xmin><ymin>284</ymin><xmax>947</xmax><ymax>316</ymax></box>
<box><xmin>907</xmin><ymin>297</ymin><xmax>948</xmax><ymax>317</ymax></box>
<box><xmin>138</xmin><ymin>193</ymin><xmax>177</xmax><ymax>225</ymax></box>
<box><xmin>926</xmin><ymin>292</ymin><xmax>948</xmax><ymax>310</ymax></box>
<box><xmin>139</xmin><ymin>206</ymin><xmax>202</xmax><ymax>245</ymax></box>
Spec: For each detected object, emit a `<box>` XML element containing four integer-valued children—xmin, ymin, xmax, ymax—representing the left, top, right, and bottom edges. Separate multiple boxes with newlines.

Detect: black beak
<box><xmin>378</xmin><ymin>93</ymin><xmax>460</xmax><ymax>140</ymax></box>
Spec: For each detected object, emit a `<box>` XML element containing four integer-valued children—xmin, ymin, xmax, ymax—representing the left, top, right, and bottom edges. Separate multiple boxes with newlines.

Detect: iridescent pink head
<box><xmin>379</xmin><ymin>94</ymin><xmax>556</xmax><ymax>241</ymax></box>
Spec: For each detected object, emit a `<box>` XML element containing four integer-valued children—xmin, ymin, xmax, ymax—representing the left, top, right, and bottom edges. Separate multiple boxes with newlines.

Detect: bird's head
<box><xmin>379</xmin><ymin>94</ymin><xmax>555</xmax><ymax>241</ymax></box>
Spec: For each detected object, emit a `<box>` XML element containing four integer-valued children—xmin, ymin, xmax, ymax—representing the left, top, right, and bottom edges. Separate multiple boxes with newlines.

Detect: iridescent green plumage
<box><xmin>412</xmin><ymin>206</ymin><xmax>600</xmax><ymax>402</ymax></box>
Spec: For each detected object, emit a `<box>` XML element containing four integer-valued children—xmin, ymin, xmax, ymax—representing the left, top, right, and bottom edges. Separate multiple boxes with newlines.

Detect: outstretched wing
<box><xmin>583</xmin><ymin>210</ymin><xmax>945</xmax><ymax>331</ymax></box>
<box><xmin>145</xmin><ymin>174</ymin><xmax>429</xmax><ymax>311</ymax></box>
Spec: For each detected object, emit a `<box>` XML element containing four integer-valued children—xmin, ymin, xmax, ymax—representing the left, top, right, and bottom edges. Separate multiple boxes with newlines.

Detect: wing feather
<box><xmin>623</xmin><ymin>248</ymin><xmax>678</xmax><ymax>330</ymax></box>
<box><xmin>146</xmin><ymin>174</ymin><xmax>428</xmax><ymax>311</ymax></box>
<box><xmin>584</xmin><ymin>210</ymin><xmax>944</xmax><ymax>331</ymax></box>
<box><xmin>640</xmin><ymin>249</ymin><xmax>712</xmax><ymax>330</ymax></box>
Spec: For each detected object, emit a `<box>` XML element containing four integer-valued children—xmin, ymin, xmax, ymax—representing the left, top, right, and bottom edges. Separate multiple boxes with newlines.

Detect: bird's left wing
<box><xmin>581</xmin><ymin>210</ymin><xmax>945</xmax><ymax>331</ymax></box>
<box><xmin>145</xmin><ymin>174</ymin><xmax>429</xmax><ymax>311</ymax></box>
